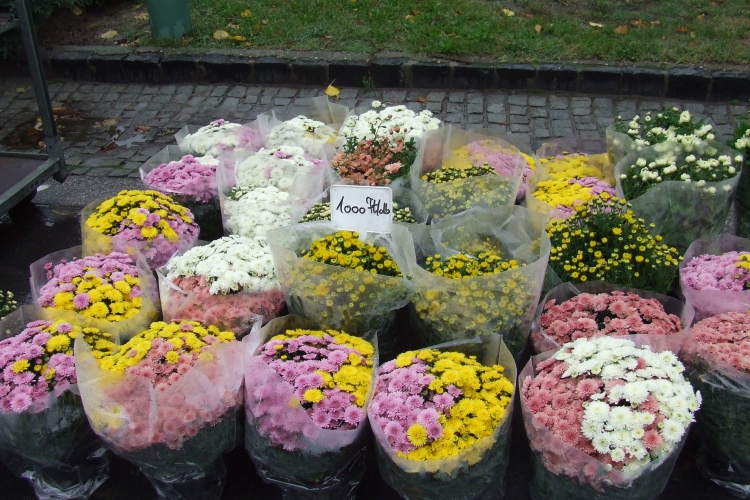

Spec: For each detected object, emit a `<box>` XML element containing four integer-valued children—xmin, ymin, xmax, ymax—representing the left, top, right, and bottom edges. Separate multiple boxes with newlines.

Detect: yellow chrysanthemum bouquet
<box><xmin>243</xmin><ymin>315</ymin><xmax>377</xmax><ymax>497</ymax></box>
<box><xmin>369</xmin><ymin>335</ymin><xmax>516</xmax><ymax>499</ymax></box>
<box><xmin>404</xmin><ymin>207</ymin><xmax>550</xmax><ymax>360</ymax></box>
<box><xmin>75</xmin><ymin>320</ymin><xmax>242</xmax><ymax>495</ymax></box>
<box><xmin>82</xmin><ymin>190</ymin><xmax>199</xmax><ymax>269</ymax></box>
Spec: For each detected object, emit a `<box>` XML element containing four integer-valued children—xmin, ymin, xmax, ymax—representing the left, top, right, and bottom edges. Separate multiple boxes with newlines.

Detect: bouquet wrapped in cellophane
<box><xmin>0</xmin><ymin>307</ymin><xmax>113</xmax><ymax>499</ymax></box>
<box><xmin>243</xmin><ymin>315</ymin><xmax>377</xmax><ymax>499</ymax></box>
<box><xmin>75</xmin><ymin>320</ymin><xmax>243</xmax><ymax>499</ymax></box>
<box><xmin>175</xmin><ymin>119</ymin><xmax>263</xmax><ymax>157</ymax></box>
<box><xmin>369</xmin><ymin>334</ymin><xmax>516</xmax><ymax>500</ymax></box>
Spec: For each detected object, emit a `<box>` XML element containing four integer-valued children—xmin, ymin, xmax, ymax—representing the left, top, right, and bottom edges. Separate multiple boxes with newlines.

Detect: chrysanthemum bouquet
<box><xmin>406</xmin><ymin>207</ymin><xmax>549</xmax><ymax>360</ymax></box>
<box><xmin>159</xmin><ymin>236</ymin><xmax>284</xmax><ymax>335</ymax></box>
<box><xmin>244</xmin><ymin>316</ymin><xmax>377</xmax><ymax>498</ymax></box>
<box><xmin>546</xmin><ymin>196</ymin><xmax>681</xmax><ymax>294</ymax></box>
<box><xmin>369</xmin><ymin>336</ymin><xmax>516</xmax><ymax>500</ymax></box>
<box><xmin>264</xmin><ymin>116</ymin><xmax>338</xmax><ymax>157</ymax></box>
<box><xmin>233</xmin><ymin>146</ymin><xmax>325</xmax><ymax>192</ymax></box>
<box><xmin>0</xmin><ymin>290</ymin><xmax>17</xmax><ymax>319</ymax></box>
<box><xmin>82</xmin><ymin>190</ymin><xmax>199</xmax><ymax>269</ymax></box>
<box><xmin>176</xmin><ymin>119</ymin><xmax>263</xmax><ymax>157</ymax></box>
<box><xmin>221</xmin><ymin>185</ymin><xmax>292</xmax><ymax>239</ymax></box>
<box><xmin>682</xmin><ymin>311</ymin><xmax>750</xmax><ymax>496</ymax></box>
<box><xmin>267</xmin><ymin>225</ymin><xmax>414</xmax><ymax>359</ymax></box>
<box><xmin>531</xmin><ymin>282</ymin><xmax>689</xmax><ymax>354</ymax></box>
<box><xmin>341</xmin><ymin>102</ymin><xmax>441</xmax><ymax>145</ymax></box>
<box><xmin>410</xmin><ymin>127</ymin><xmax>524</xmax><ymax>220</ymax></box>
<box><xmin>76</xmin><ymin>320</ymin><xmax>242</xmax><ymax>499</ymax></box>
<box><xmin>0</xmin><ymin>307</ymin><xmax>113</xmax><ymax>499</ymax></box>
<box><xmin>521</xmin><ymin>336</ymin><xmax>700</xmax><ymax>499</ymax></box>
<box><xmin>30</xmin><ymin>247</ymin><xmax>159</xmax><ymax>340</ymax></box>
<box><xmin>330</xmin><ymin>132</ymin><xmax>417</xmax><ymax>187</ymax></box>
<box><xmin>140</xmin><ymin>146</ymin><xmax>222</xmax><ymax>241</ymax></box>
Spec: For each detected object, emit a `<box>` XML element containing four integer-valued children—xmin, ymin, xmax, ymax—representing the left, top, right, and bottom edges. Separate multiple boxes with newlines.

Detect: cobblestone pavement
<box><xmin>0</xmin><ymin>77</ymin><xmax>747</xmax><ymax>179</ymax></box>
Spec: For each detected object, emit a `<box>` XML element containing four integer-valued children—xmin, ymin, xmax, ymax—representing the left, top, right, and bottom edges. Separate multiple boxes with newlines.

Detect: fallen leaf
<box><xmin>661</xmin><ymin>35</ymin><xmax>667</xmax><ymax>40</ymax></box>
<box><xmin>131</xmin><ymin>4</ymin><xmax>141</xmax><ymax>10</ymax></box>
<box><xmin>711</xmin><ymin>0</ymin><xmax>722</xmax><ymax>5</ymax></box>
<box><xmin>651</xmin><ymin>20</ymin><xmax>661</xmax><ymax>25</ymax></box>
<box><xmin>100</xmin><ymin>30</ymin><xmax>118</xmax><ymax>39</ymax></box>
<box><xmin>227</xmin><ymin>23</ymin><xmax>239</xmax><ymax>29</ymax></box>
<box><xmin>15</xmin><ymin>87</ymin><xmax>26</xmax><ymax>93</ymax></box>
<box><xmin>589</xmin><ymin>21</ymin><xmax>604</xmax><ymax>27</ymax></box>
<box><xmin>411</xmin><ymin>9</ymin><xmax>419</xmax><ymax>15</ymax></box>
<box><xmin>697</xmin><ymin>13</ymin><xmax>706</xmax><ymax>20</ymax></box>
<box><xmin>323</xmin><ymin>35</ymin><xmax>333</xmax><ymax>39</ymax></box>
<box><xmin>261</xmin><ymin>18</ymin><xmax>268</xmax><ymax>24</ymax></box>
<box><xmin>254</xmin><ymin>24</ymin><xmax>261</xmax><ymax>30</ymax></box>
<box><xmin>631</xmin><ymin>19</ymin><xmax>649</xmax><ymax>27</ymax></box>
<box><xmin>502</xmin><ymin>8</ymin><xmax>515</xmax><ymax>17</ymax></box>
<box><xmin>102</xmin><ymin>119</ymin><xmax>118</xmax><ymax>127</ymax></box>
<box><xmin>677</xmin><ymin>26</ymin><xmax>689</xmax><ymax>33</ymax></box>
<box><xmin>214</xmin><ymin>30</ymin><xmax>230</xmax><ymax>40</ymax></box>
<box><xmin>417</xmin><ymin>96</ymin><xmax>427</xmax><ymax>103</ymax></box>
<box><xmin>135</xmin><ymin>125</ymin><xmax>151</xmax><ymax>133</ymax></box>
<box><xmin>52</xmin><ymin>106</ymin><xmax>66</xmax><ymax>112</ymax></box>
<box><xmin>325</xmin><ymin>84</ymin><xmax>340</xmax><ymax>97</ymax></box>
<box><xmin>241</xmin><ymin>9</ymin><xmax>252</xmax><ymax>17</ymax></box>
<box><xmin>614</xmin><ymin>25</ymin><xmax>629</xmax><ymax>35</ymax></box>
<box><xmin>535</xmin><ymin>24</ymin><xmax>542</xmax><ymax>33</ymax></box>
<box><xmin>690</xmin><ymin>31</ymin><xmax>696</xmax><ymax>38</ymax></box>
<box><xmin>405</xmin><ymin>14</ymin><xmax>415</xmax><ymax>23</ymax></box>
<box><xmin>72</xmin><ymin>6</ymin><xmax>82</xmax><ymax>15</ymax></box>
<box><xmin>134</xmin><ymin>13</ymin><xmax>148</xmax><ymax>20</ymax></box>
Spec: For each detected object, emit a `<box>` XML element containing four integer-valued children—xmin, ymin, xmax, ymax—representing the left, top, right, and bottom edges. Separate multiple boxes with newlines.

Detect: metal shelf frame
<box><xmin>0</xmin><ymin>0</ymin><xmax>66</xmax><ymax>217</ymax></box>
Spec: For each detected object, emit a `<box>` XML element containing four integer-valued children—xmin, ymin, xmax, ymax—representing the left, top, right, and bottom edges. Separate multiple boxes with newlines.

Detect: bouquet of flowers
<box><xmin>729</xmin><ymin>121</ymin><xmax>750</xmax><ymax>237</ymax></box>
<box><xmin>244</xmin><ymin>315</ymin><xmax>377</xmax><ymax>499</ymax></box>
<box><xmin>82</xmin><ymin>190</ymin><xmax>199</xmax><ymax>270</ymax></box>
<box><xmin>369</xmin><ymin>335</ymin><xmax>516</xmax><ymax>500</ymax></box>
<box><xmin>232</xmin><ymin>147</ymin><xmax>325</xmax><ymax>192</ymax></box>
<box><xmin>267</xmin><ymin>224</ymin><xmax>414</xmax><ymax>359</ymax></box>
<box><xmin>615</xmin><ymin>138</ymin><xmax>742</xmax><ymax>252</ymax></box>
<box><xmin>521</xmin><ymin>336</ymin><xmax>701</xmax><ymax>500</ymax></box>
<box><xmin>330</xmin><ymin>132</ymin><xmax>418</xmax><ymax>187</ymax></box>
<box><xmin>0</xmin><ymin>307</ymin><xmax>113</xmax><ymax>499</ymax></box>
<box><xmin>159</xmin><ymin>236</ymin><xmax>284</xmax><ymax>335</ymax></box>
<box><xmin>340</xmin><ymin>101</ymin><xmax>441</xmax><ymax>145</ymax></box>
<box><xmin>140</xmin><ymin>146</ymin><xmax>223</xmax><ymax>241</ymax></box>
<box><xmin>546</xmin><ymin>196</ymin><xmax>681</xmax><ymax>295</ymax></box>
<box><xmin>410</xmin><ymin>127</ymin><xmax>524</xmax><ymax>220</ymax></box>
<box><xmin>531</xmin><ymin>281</ymin><xmax>690</xmax><ymax>354</ymax></box>
<box><xmin>75</xmin><ymin>320</ymin><xmax>243</xmax><ymax>499</ymax></box>
<box><xmin>680</xmin><ymin>234</ymin><xmax>750</xmax><ymax>321</ymax></box>
<box><xmin>0</xmin><ymin>289</ymin><xmax>17</xmax><ymax>319</ymax></box>
<box><xmin>608</xmin><ymin>107</ymin><xmax>714</xmax><ymax>165</ymax></box>
<box><xmin>30</xmin><ymin>247</ymin><xmax>159</xmax><ymax>341</ymax></box>
<box><xmin>176</xmin><ymin>119</ymin><xmax>263</xmax><ymax>157</ymax></box>
<box><xmin>405</xmin><ymin>207</ymin><xmax>549</xmax><ymax>360</ymax></box>
<box><xmin>682</xmin><ymin>311</ymin><xmax>750</xmax><ymax>496</ymax></box>
<box><xmin>220</xmin><ymin>185</ymin><xmax>292</xmax><ymax>239</ymax></box>
<box><xmin>264</xmin><ymin>116</ymin><xmax>338</xmax><ymax>156</ymax></box>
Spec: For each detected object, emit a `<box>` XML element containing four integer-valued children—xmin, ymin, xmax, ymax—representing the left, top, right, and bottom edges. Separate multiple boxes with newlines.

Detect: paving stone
<box><xmin>532</xmin><ymin>118</ymin><xmax>548</xmax><ymax>128</ymax></box>
<box><xmin>510</xmin><ymin>106</ymin><xmax>527</xmax><ymax>115</ymax></box>
<box><xmin>227</xmin><ymin>86</ymin><xmax>247</xmax><ymax>98</ymax></box>
<box><xmin>383</xmin><ymin>90</ymin><xmax>407</xmax><ymax>102</ymax></box>
<box><xmin>244</xmin><ymin>95</ymin><xmax>259</xmax><ymax>104</ymax></box>
<box><xmin>575</xmin><ymin>123</ymin><xmax>598</xmax><ymax>131</ymax></box>
<box><xmin>86</xmin><ymin>167</ymin><xmax>112</xmax><ymax>175</ymax></box>
<box><xmin>550</xmin><ymin>109</ymin><xmax>570</xmax><ymax>120</ymax></box>
<box><xmin>467</xmin><ymin>103</ymin><xmax>483</xmax><ymax>114</ymax></box>
<box><xmin>571</xmin><ymin>97</ymin><xmax>591</xmax><ymax>106</ymax></box>
<box><xmin>427</xmin><ymin>102</ymin><xmax>443</xmax><ymax>112</ymax></box>
<box><xmin>731</xmin><ymin>105</ymin><xmax>747</xmax><ymax>116</ymax></box>
<box><xmin>593</xmin><ymin>98</ymin><xmax>614</xmax><ymax>108</ymax></box>
<box><xmin>571</xmin><ymin>107</ymin><xmax>591</xmax><ymax>116</ymax></box>
<box><xmin>508</xmin><ymin>95</ymin><xmax>528</xmax><ymax>106</ymax></box>
<box><xmin>528</xmin><ymin>96</ymin><xmax>547</xmax><ymax>107</ymax></box>
<box><xmin>510</xmin><ymin>115</ymin><xmax>530</xmax><ymax>124</ymax></box>
<box><xmin>533</xmin><ymin>128</ymin><xmax>551</xmax><ymax>139</ymax></box>
<box><xmin>447</xmin><ymin>103</ymin><xmax>464</xmax><ymax>114</ymax></box>
<box><xmin>406</xmin><ymin>102</ymin><xmax>423</xmax><ymax>112</ymax></box>
<box><xmin>487</xmin><ymin>104</ymin><xmax>505</xmax><ymax>114</ymax></box>
<box><xmin>550</xmin><ymin>96</ymin><xmax>569</xmax><ymax>109</ymax></box>
<box><xmin>553</xmin><ymin>128</ymin><xmax>574</xmax><ymax>138</ymax></box>
<box><xmin>466</xmin><ymin>94</ymin><xmax>484</xmax><ymax>105</ymax></box>
<box><xmin>448</xmin><ymin>92</ymin><xmax>465</xmax><ymax>103</ymax></box>
<box><xmin>530</xmin><ymin>108</ymin><xmax>548</xmax><ymax>118</ymax></box>
<box><xmin>445</xmin><ymin>112</ymin><xmax>464</xmax><ymax>123</ymax></box>
<box><xmin>510</xmin><ymin>124</ymin><xmax>530</xmax><ymax>133</ymax></box>
<box><xmin>426</xmin><ymin>91</ymin><xmax>445</xmax><ymax>102</ymax></box>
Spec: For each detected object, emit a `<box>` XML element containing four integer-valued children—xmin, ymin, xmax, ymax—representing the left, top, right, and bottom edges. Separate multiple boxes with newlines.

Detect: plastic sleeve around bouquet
<box><xmin>243</xmin><ymin>315</ymin><xmax>378</xmax><ymax>500</ymax></box>
<box><xmin>520</xmin><ymin>342</ymin><xmax>689</xmax><ymax>500</ymax></box>
<box><xmin>0</xmin><ymin>307</ymin><xmax>110</xmax><ymax>500</ymax></box>
<box><xmin>530</xmin><ymin>281</ymin><xmax>694</xmax><ymax>355</ymax></box>
<box><xmin>74</xmin><ymin>333</ymin><xmax>243</xmax><ymax>500</ymax></box>
<box><xmin>615</xmin><ymin>140</ymin><xmax>741</xmax><ymax>253</ymax></box>
<box><xmin>81</xmin><ymin>197</ymin><xmax>199</xmax><ymax>270</ymax></box>
<box><xmin>174</xmin><ymin>121</ymin><xmax>263</xmax><ymax>157</ymax></box>
<box><xmin>140</xmin><ymin>145</ymin><xmax>223</xmax><ymax>241</ymax></box>
<box><xmin>404</xmin><ymin>206</ymin><xmax>550</xmax><ymax>361</ymax></box>
<box><xmin>371</xmin><ymin>334</ymin><xmax>516</xmax><ymax>500</ymax></box>
<box><xmin>29</xmin><ymin>245</ymin><xmax>159</xmax><ymax>343</ymax></box>
<box><xmin>266</xmin><ymin>222</ymin><xmax>415</xmax><ymax>359</ymax></box>
<box><xmin>606</xmin><ymin>125</ymin><xmax>635</xmax><ymax>168</ymax></box>
<box><xmin>680</xmin><ymin>234</ymin><xmax>750</xmax><ymax>322</ymax></box>
<box><xmin>157</xmin><ymin>243</ymin><xmax>281</xmax><ymax>337</ymax></box>
<box><xmin>409</xmin><ymin>126</ymin><xmax>524</xmax><ymax>220</ymax></box>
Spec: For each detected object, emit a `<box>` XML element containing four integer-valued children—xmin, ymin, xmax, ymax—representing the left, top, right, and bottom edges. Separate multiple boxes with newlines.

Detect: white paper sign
<box><xmin>330</xmin><ymin>185</ymin><xmax>393</xmax><ymax>233</ymax></box>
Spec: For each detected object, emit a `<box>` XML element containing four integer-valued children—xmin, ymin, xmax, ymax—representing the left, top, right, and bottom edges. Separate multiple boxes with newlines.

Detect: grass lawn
<box><xmin>46</xmin><ymin>0</ymin><xmax>750</xmax><ymax>65</ymax></box>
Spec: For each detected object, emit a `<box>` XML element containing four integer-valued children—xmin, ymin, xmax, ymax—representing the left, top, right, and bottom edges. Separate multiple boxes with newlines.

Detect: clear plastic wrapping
<box><xmin>404</xmin><ymin>207</ymin><xmax>550</xmax><ymax>361</ymax></box>
<box><xmin>266</xmin><ymin>223</ymin><xmax>414</xmax><ymax>359</ymax></box>
<box><xmin>140</xmin><ymin>146</ymin><xmax>223</xmax><ymax>241</ymax></box>
<box><xmin>29</xmin><ymin>246</ymin><xmax>160</xmax><ymax>342</ymax></box>
<box><xmin>679</xmin><ymin>234</ymin><xmax>750</xmax><ymax>322</ymax></box>
<box><xmin>520</xmin><ymin>342</ymin><xmax>689</xmax><ymax>500</ymax></box>
<box><xmin>530</xmin><ymin>281</ymin><xmax>694</xmax><ymax>354</ymax></box>
<box><xmin>243</xmin><ymin>315</ymin><xmax>378</xmax><ymax>499</ymax></box>
<box><xmin>370</xmin><ymin>335</ymin><xmax>516</xmax><ymax>500</ymax></box>
<box><xmin>468</xmin><ymin>128</ymin><xmax>539</xmax><ymax>201</ymax></box>
<box><xmin>409</xmin><ymin>127</ymin><xmax>524</xmax><ymax>220</ymax></box>
<box><xmin>74</xmin><ymin>331</ymin><xmax>243</xmax><ymax>500</ymax></box>
<box><xmin>615</xmin><ymin>140</ymin><xmax>741</xmax><ymax>253</ymax></box>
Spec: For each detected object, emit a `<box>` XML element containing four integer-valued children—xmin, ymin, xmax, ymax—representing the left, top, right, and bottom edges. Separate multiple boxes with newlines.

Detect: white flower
<box><xmin>735</xmin><ymin>155</ymin><xmax>744</xmax><ymax>163</ymax></box>
<box><xmin>265</xmin><ymin>116</ymin><xmax>337</xmax><ymax>156</ymax></box>
<box><xmin>636</xmin><ymin>158</ymin><xmax>647</xmax><ymax>167</ymax></box>
<box><xmin>705</xmin><ymin>187</ymin><xmax>717</xmax><ymax>195</ymax></box>
<box><xmin>707</xmin><ymin>133</ymin><xmax>715</xmax><ymax>141</ymax></box>
<box><xmin>661</xmin><ymin>419</ymin><xmax>685</xmax><ymax>443</ymax></box>
<box><xmin>680</xmin><ymin>173</ymin><xmax>691</xmax><ymax>181</ymax></box>
<box><xmin>610</xmin><ymin>448</ymin><xmax>626</xmax><ymax>463</ymax></box>
<box><xmin>235</xmin><ymin>147</ymin><xmax>322</xmax><ymax>192</ymax></box>
<box><xmin>685</xmin><ymin>154</ymin><xmax>696</xmax><ymax>163</ymax></box>
<box><xmin>340</xmin><ymin>105</ymin><xmax>441</xmax><ymax>144</ymax></box>
<box><xmin>679</xmin><ymin>110</ymin><xmax>691</xmax><ymax>124</ymax></box>
<box><xmin>223</xmin><ymin>186</ymin><xmax>292</xmax><ymax>240</ymax></box>
<box><xmin>180</xmin><ymin>120</ymin><xmax>246</xmax><ymax>156</ymax></box>
<box><xmin>585</xmin><ymin>401</ymin><xmax>610</xmax><ymax>424</ymax></box>
<box><xmin>592</xmin><ymin>434</ymin><xmax>611</xmax><ymax>454</ymax></box>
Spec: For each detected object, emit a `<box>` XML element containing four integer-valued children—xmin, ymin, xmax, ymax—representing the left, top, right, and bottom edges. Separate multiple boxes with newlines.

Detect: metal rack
<box><xmin>0</xmin><ymin>0</ymin><xmax>66</xmax><ymax>217</ymax></box>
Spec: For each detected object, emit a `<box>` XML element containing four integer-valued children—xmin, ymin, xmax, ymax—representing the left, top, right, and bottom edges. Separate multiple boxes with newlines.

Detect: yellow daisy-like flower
<box><xmin>407</xmin><ymin>423</ymin><xmax>429</xmax><ymax>447</ymax></box>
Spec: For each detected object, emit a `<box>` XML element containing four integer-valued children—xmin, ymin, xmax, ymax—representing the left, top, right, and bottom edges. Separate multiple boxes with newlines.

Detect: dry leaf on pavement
<box><xmin>325</xmin><ymin>84</ymin><xmax>340</xmax><ymax>97</ymax></box>
<box><xmin>100</xmin><ymin>30</ymin><xmax>118</xmax><ymax>39</ymax></box>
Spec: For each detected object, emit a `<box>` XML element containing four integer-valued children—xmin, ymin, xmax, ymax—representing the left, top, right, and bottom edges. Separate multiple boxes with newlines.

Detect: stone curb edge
<box><xmin>3</xmin><ymin>47</ymin><xmax>750</xmax><ymax>102</ymax></box>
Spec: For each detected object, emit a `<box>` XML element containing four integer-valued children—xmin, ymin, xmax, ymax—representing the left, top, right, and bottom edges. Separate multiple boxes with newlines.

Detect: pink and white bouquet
<box><xmin>680</xmin><ymin>234</ymin><xmax>750</xmax><ymax>321</ymax></box>
<box><xmin>531</xmin><ymin>282</ymin><xmax>688</xmax><ymax>354</ymax></box>
<box><xmin>341</xmin><ymin>102</ymin><xmax>441</xmax><ymax>145</ymax></box>
<box><xmin>234</xmin><ymin>146</ymin><xmax>324</xmax><ymax>192</ymax></box>
<box><xmin>521</xmin><ymin>336</ymin><xmax>700</xmax><ymax>499</ymax></box>
<box><xmin>159</xmin><ymin>236</ymin><xmax>285</xmax><ymax>335</ymax></box>
<box><xmin>76</xmin><ymin>320</ymin><xmax>243</xmax><ymax>499</ymax></box>
<box><xmin>264</xmin><ymin>116</ymin><xmax>337</xmax><ymax>157</ymax></box>
<box><xmin>244</xmin><ymin>316</ymin><xmax>377</xmax><ymax>498</ymax></box>
<box><xmin>0</xmin><ymin>307</ymin><xmax>113</xmax><ymax>499</ymax></box>
<box><xmin>176</xmin><ymin>119</ymin><xmax>263</xmax><ymax>157</ymax></box>
<box><xmin>682</xmin><ymin>311</ymin><xmax>750</xmax><ymax>495</ymax></box>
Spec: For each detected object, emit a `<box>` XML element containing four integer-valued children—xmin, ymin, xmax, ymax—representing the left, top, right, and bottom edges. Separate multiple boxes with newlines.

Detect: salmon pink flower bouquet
<box><xmin>0</xmin><ymin>307</ymin><xmax>113</xmax><ymax>500</ymax></box>
<box><xmin>76</xmin><ymin>320</ymin><xmax>243</xmax><ymax>500</ymax></box>
<box><xmin>244</xmin><ymin>316</ymin><xmax>377</xmax><ymax>498</ymax></box>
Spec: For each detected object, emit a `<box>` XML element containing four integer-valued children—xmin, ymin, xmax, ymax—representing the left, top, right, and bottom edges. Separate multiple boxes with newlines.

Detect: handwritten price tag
<box><xmin>330</xmin><ymin>185</ymin><xmax>393</xmax><ymax>233</ymax></box>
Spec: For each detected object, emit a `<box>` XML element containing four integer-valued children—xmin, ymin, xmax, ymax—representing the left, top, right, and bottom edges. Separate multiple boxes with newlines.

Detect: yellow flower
<box><xmin>11</xmin><ymin>359</ymin><xmax>30</xmax><ymax>373</ymax></box>
<box><xmin>164</xmin><ymin>351</ymin><xmax>179</xmax><ymax>364</ymax></box>
<box><xmin>407</xmin><ymin>424</ymin><xmax>429</xmax><ymax>447</ymax></box>
<box><xmin>303</xmin><ymin>389</ymin><xmax>325</xmax><ymax>403</ymax></box>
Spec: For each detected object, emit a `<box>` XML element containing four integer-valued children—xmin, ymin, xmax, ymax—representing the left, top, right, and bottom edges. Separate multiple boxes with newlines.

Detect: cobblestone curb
<box><xmin>3</xmin><ymin>47</ymin><xmax>750</xmax><ymax>101</ymax></box>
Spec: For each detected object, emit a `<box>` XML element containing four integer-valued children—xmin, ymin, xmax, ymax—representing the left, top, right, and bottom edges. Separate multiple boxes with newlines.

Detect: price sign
<box><xmin>330</xmin><ymin>185</ymin><xmax>393</xmax><ymax>233</ymax></box>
